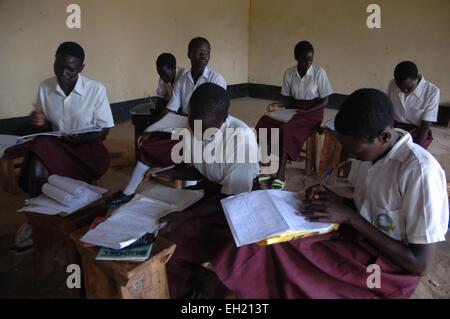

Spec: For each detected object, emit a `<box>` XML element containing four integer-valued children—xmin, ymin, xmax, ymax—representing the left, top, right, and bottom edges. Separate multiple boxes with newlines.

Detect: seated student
<box><xmin>255</xmin><ymin>41</ymin><xmax>332</xmax><ymax>189</ymax></box>
<box><xmin>387</xmin><ymin>61</ymin><xmax>440</xmax><ymax>149</ymax></box>
<box><xmin>210</xmin><ymin>89</ymin><xmax>448</xmax><ymax>298</ymax></box>
<box><xmin>153</xmin><ymin>52</ymin><xmax>186</xmax><ymax>109</ymax></box>
<box><xmin>156</xmin><ymin>83</ymin><xmax>260</xmax><ymax>298</ymax></box>
<box><xmin>106</xmin><ymin>37</ymin><xmax>226</xmax><ymax>207</ymax></box>
<box><xmin>19</xmin><ymin>41</ymin><xmax>114</xmax><ymax>197</ymax></box>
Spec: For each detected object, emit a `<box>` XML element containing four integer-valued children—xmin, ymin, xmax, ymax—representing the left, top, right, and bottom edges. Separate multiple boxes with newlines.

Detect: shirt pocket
<box><xmin>374</xmin><ymin>206</ymin><xmax>402</xmax><ymax>241</ymax></box>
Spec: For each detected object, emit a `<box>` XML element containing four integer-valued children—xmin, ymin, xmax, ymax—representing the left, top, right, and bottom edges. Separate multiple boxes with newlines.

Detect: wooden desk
<box><xmin>71</xmin><ymin>226</ymin><xmax>176</xmax><ymax>299</ymax></box>
<box><xmin>0</xmin><ymin>141</ymin><xmax>31</xmax><ymax>194</ymax></box>
<box><xmin>24</xmin><ymin>202</ymin><xmax>108</xmax><ymax>280</ymax></box>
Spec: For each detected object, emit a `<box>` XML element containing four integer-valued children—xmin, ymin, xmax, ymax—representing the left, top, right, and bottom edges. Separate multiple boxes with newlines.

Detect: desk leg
<box><xmin>32</xmin><ymin>225</ymin><xmax>58</xmax><ymax>279</ymax></box>
<box><xmin>81</xmin><ymin>257</ymin><xmax>118</xmax><ymax>298</ymax></box>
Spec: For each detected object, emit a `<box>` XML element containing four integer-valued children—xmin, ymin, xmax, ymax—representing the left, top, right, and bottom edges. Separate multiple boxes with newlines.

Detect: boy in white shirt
<box><xmin>154</xmin><ymin>52</ymin><xmax>185</xmax><ymax>106</ymax></box>
<box><xmin>210</xmin><ymin>89</ymin><xmax>448</xmax><ymax>298</ymax></box>
<box><xmin>19</xmin><ymin>41</ymin><xmax>114</xmax><ymax>197</ymax></box>
<box><xmin>387</xmin><ymin>61</ymin><xmax>440</xmax><ymax>149</ymax></box>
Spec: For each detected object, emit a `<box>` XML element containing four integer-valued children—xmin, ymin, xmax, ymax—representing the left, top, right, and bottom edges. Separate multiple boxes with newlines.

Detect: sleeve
<box><xmin>421</xmin><ymin>86</ymin><xmax>440</xmax><ymax>123</ymax></box>
<box><xmin>212</xmin><ymin>74</ymin><xmax>227</xmax><ymax>90</ymax></box>
<box><xmin>280</xmin><ymin>69</ymin><xmax>291</xmax><ymax>97</ymax></box>
<box><xmin>403</xmin><ymin>163</ymin><xmax>449</xmax><ymax>244</ymax></box>
<box><xmin>317</xmin><ymin>69</ymin><xmax>333</xmax><ymax>98</ymax></box>
<box><xmin>93</xmin><ymin>84</ymin><xmax>115</xmax><ymax>128</ymax></box>
<box><xmin>220</xmin><ymin>138</ymin><xmax>260</xmax><ymax>195</ymax></box>
<box><xmin>166</xmin><ymin>79</ymin><xmax>182</xmax><ymax>112</ymax></box>
<box><xmin>156</xmin><ymin>78</ymin><xmax>167</xmax><ymax>98</ymax></box>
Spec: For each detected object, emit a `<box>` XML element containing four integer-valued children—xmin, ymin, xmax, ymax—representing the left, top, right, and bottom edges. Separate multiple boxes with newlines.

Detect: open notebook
<box><xmin>221</xmin><ymin>190</ymin><xmax>338</xmax><ymax>247</ymax></box>
<box><xmin>144</xmin><ymin>112</ymin><xmax>188</xmax><ymax>134</ymax></box>
<box><xmin>17</xmin><ymin>125</ymin><xmax>103</xmax><ymax>142</ymax></box>
<box><xmin>265</xmin><ymin>108</ymin><xmax>296</xmax><ymax>123</ymax></box>
<box><xmin>17</xmin><ymin>175</ymin><xmax>107</xmax><ymax>215</ymax></box>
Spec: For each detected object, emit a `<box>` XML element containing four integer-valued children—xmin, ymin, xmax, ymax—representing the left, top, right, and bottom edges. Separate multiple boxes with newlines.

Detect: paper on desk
<box><xmin>144</xmin><ymin>112</ymin><xmax>188</xmax><ymax>134</ymax></box>
<box><xmin>80</xmin><ymin>195</ymin><xmax>177</xmax><ymax>249</ymax></box>
<box><xmin>0</xmin><ymin>134</ymin><xmax>22</xmax><ymax>157</ymax></box>
<box><xmin>17</xmin><ymin>125</ymin><xmax>103</xmax><ymax>142</ymax></box>
<box><xmin>17</xmin><ymin>175</ymin><xmax>107</xmax><ymax>215</ymax></box>
<box><xmin>221</xmin><ymin>190</ymin><xmax>335</xmax><ymax>247</ymax></box>
<box><xmin>265</xmin><ymin>109</ymin><xmax>296</xmax><ymax>123</ymax></box>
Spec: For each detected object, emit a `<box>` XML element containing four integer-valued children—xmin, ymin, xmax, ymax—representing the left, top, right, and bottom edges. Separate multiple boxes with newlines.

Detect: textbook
<box><xmin>17</xmin><ymin>125</ymin><xmax>103</xmax><ymax>142</ymax></box>
<box><xmin>17</xmin><ymin>175</ymin><xmax>107</xmax><ymax>215</ymax></box>
<box><xmin>95</xmin><ymin>232</ymin><xmax>156</xmax><ymax>262</ymax></box>
<box><xmin>265</xmin><ymin>108</ymin><xmax>296</xmax><ymax>123</ymax></box>
<box><xmin>221</xmin><ymin>190</ymin><xmax>338</xmax><ymax>247</ymax></box>
<box><xmin>144</xmin><ymin>112</ymin><xmax>188</xmax><ymax>134</ymax></box>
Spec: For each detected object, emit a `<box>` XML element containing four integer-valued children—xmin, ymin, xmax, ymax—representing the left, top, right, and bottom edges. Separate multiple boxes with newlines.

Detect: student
<box><xmin>154</xmin><ymin>52</ymin><xmax>186</xmax><ymax>106</ymax></box>
<box><xmin>19</xmin><ymin>41</ymin><xmax>114</xmax><ymax>197</ymax></box>
<box><xmin>387</xmin><ymin>61</ymin><xmax>440</xmax><ymax>149</ymax></box>
<box><xmin>106</xmin><ymin>37</ymin><xmax>226</xmax><ymax>207</ymax></box>
<box><xmin>210</xmin><ymin>89</ymin><xmax>448</xmax><ymax>298</ymax></box>
<box><xmin>255</xmin><ymin>41</ymin><xmax>332</xmax><ymax>189</ymax></box>
<box><xmin>156</xmin><ymin>83</ymin><xmax>260</xmax><ymax>298</ymax></box>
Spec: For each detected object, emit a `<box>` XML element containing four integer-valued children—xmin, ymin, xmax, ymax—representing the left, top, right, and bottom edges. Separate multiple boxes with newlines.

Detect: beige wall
<box><xmin>249</xmin><ymin>0</ymin><xmax>450</xmax><ymax>102</ymax></box>
<box><xmin>0</xmin><ymin>0</ymin><xmax>250</xmax><ymax>118</ymax></box>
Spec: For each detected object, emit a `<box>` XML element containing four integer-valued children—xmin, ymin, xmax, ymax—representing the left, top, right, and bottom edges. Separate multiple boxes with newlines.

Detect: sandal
<box><xmin>271</xmin><ymin>179</ymin><xmax>286</xmax><ymax>190</ymax></box>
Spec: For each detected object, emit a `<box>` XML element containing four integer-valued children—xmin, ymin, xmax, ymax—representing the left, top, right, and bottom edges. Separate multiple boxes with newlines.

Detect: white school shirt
<box><xmin>281</xmin><ymin>64</ymin><xmax>333</xmax><ymax>100</ymax></box>
<box><xmin>387</xmin><ymin>77</ymin><xmax>440</xmax><ymax>126</ymax></box>
<box><xmin>36</xmin><ymin>75</ymin><xmax>114</xmax><ymax>132</ymax></box>
<box><xmin>348</xmin><ymin>130</ymin><xmax>448</xmax><ymax>244</ymax></box>
<box><xmin>166</xmin><ymin>66</ymin><xmax>227</xmax><ymax>114</ymax></box>
<box><xmin>156</xmin><ymin>67</ymin><xmax>186</xmax><ymax>100</ymax></box>
<box><xmin>191</xmin><ymin>116</ymin><xmax>260</xmax><ymax>195</ymax></box>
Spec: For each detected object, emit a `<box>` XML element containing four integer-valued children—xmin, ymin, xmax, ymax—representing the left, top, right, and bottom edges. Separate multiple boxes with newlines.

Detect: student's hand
<box><xmin>296</xmin><ymin>109</ymin><xmax>308</xmax><ymax>114</ymax></box>
<box><xmin>137</xmin><ymin>133</ymin><xmax>152</xmax><ymax>149</ymax></box>
<box><xmin>304</xmin><ymin>184</ymin><xmax>343</xmax><ymax>203</ymax></box>
<box><xmin>31</xmin><ymin>110</ymin><xmax>47</xmax><ymax>127</ymax></box>
<box><xmin>297</xmin><ymin>199</ymin><xmax>359</xmax><ymax>225</ymax></box>
<box><xmin>159</xmin><ymin>211</ymin><xmax>193</xmax><ymax>232</ymax></box>
<box><xmin>266</xmin><ymin>102</ymin><xmax>284</xmax><ymax>113</ymax></box>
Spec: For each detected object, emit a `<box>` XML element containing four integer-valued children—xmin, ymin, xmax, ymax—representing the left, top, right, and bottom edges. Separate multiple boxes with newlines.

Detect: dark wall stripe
<box><xmin>1</xmin><ymin>83</ymin><xmax>449</xmax><ymax>133</ymax></box>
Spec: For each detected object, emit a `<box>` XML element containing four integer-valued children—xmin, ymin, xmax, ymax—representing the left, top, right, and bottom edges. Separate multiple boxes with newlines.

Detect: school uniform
<box><xmin>387</xmin><ymin>77</ymin><xmax>440</xmax><ymax>149</ymax></box>
<box><xmin>156</xmin><ymin>67</ymin><xmax>186</xmax><ymax>101</ymax></box>
<box><xmin>139</xmin><ymin>67</ymin><xmax>227</xmax><ymax>168</ymax></box>
<box><xmin>255</xmin><ymin>64</ymin><xmax>333</xmax><ymax>160</ymax></box>
<box><xmin>19</xmin><ymin>75</ymin><xmax>114</xmax><ymax>190</ymax></box>
<box><xmin>165</xmin><ymin>116</ymin><xmax>260</xmax><ymax>298</ymax></box>
<box><xmin>211</xmin><ymin>130</ymin><xmax>448</xmax><ymax>298</ymax></box>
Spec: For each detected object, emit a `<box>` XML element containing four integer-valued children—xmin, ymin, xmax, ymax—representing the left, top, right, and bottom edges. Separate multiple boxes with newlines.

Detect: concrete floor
<box><xmin>0</xmin><ymin>97</ymin><xmax>449</xmax><ymax>298</ymax></box>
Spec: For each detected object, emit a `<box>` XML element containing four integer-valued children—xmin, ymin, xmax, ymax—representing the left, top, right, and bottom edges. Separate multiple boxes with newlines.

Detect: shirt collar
<box><xmin>411</xmin><ymin>76</ymin><xmax>426</xmax><ymax>98</ymax></box>
<box><xmin>374</xmin><ymin>129</ymin><xmax>412</xmax><ymax>166</ymax></box>
<box><xmin>295</xmin><ymin>65</ymin><xmax>314</xmax><ymax>78</ymax></box>
<box><xmin>55</xmin><ymin>74</ymin><xmax>85</xmax><ymax>96</ymax></box>
<box><xmin>187</xmin><ymin>66</ymin><xmax>210</xmax><ymax>84</ymax></box>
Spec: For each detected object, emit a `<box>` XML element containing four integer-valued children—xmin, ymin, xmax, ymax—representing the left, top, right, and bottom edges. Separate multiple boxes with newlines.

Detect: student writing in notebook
<box><xmin>155</xmin><ymin>83</ymin><xmax>260</xmax><ymax>298</ymax></box>
<box><xmin>106</xmin><ymin>37</ymin><xmax>226</xmax><ymax>207</ymax></box>
<box><xmin>387</xmin><ymin>61</ymin><xmax>440</xmax><ymax>149</ymax></box>
<box><xmin>19</xmin><ymin>42</ymin><xmax>114</xmax><ymax>197</ymax></box>
<box><xmin>255</xmin><ymin>41</ymin><xmax>333</xmax><ymax>189</ymax></box>
<box><xmin>209</xmin><ymin>89</ymin><xmax>448</xmax><ymax>298</ymax></box>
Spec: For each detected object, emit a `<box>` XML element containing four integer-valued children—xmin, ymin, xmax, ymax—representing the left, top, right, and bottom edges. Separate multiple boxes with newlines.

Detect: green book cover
<box><xmin>96</xmin><ymin>233</ymin><xmax>155</xmax><ymax>262</ymax></box>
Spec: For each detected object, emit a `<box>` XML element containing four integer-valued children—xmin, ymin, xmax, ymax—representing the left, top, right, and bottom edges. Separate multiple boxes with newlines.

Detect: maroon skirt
<box><xmin>19</xmin><ymin>136</ymin><xmax>110</xmax><ymax>190</ymax></box>
<box><xmin>394</xmin><ymin>122</ymin><xmax>433</xmax><ymax>149</ymax></box>
<box><xmin>255</xmin><ymin>109</ymin><xmax>323</xmax><ymax>161</ymax></box>
<box><xmin>138</xmin><ymin>132</ymin><xmax>180</xmax><ymax>167</ymax></box>
<box><xmin>212</xmin><ymin>225</ymin><xmax>421</xmax><ymax>299</ymax></box>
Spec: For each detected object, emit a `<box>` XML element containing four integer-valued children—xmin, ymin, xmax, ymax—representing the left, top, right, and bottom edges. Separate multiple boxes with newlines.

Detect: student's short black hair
<box><xmin>188</xmin><ymin>37</ymin><xmax>211</xmax><ymax>52</ymax></box>
<box><xmin>394</xmin><ymin>61</ymin><xmax>419</xmax><ymax>82</ymax></box>
<box><xmin>335</xmin><ymin>88</ymin><xmax>394</xmax><ymax>142</ymax></box>
<box><xmin>156</xmin><ymin>53</ymin><xmax>176</xmax><ymax>69</ymax></box>
<box><xmin>189</xmin><ymin>83</ymin><xmax>229</xmax><ymax>120</ymax></box>
<box><xmin>294</xmin><ymin>41</ymin><xmax>314</xmax><ymax>57</ymax></box>
<box><xmin>55</xmin><ymin>42</ymin><xmax>85</xmax><ymax>64</ymax></box>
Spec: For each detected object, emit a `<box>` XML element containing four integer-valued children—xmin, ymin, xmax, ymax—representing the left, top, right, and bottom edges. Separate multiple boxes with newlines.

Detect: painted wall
<box><xmin>249</xmin><ymin>0</ymin><xmax>450</xmax><ymax>102</ymax></box>
<box><xmin>0</xmin><ymin>0</ymin><xmax>250</xmax><ymax>118</ymax></box>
